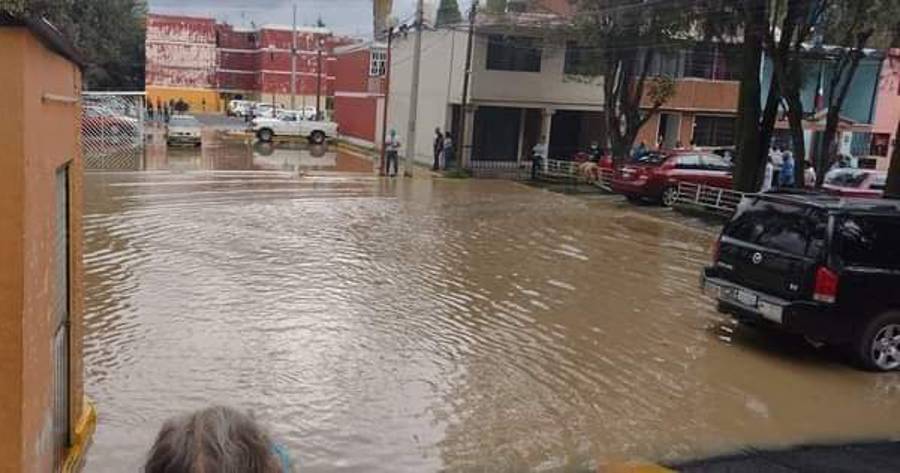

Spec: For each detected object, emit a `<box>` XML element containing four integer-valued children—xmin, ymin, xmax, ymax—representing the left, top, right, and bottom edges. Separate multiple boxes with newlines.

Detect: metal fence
<box><xmin>469</xmin><ymin>160</ymin><xmax>531</xmax><ymax>180</ymax></box>
<box><xmin>674</xmin><ymin>181</ymin><xmax>746</xmax><ymax>215</ymax></box>
<box><xmin>81</xmin><ymin>92</ymin><xmax>146</xmax><ymax>170</ymax></box>
<box><xmin>534</xmin><ymin>159</ymin><xmax>614</xmax><ymax>191</ymax></box>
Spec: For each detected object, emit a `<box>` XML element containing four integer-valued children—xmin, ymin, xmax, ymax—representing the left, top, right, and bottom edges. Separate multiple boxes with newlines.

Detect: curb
<box><xmin>599</xmin><ymin>463</ymin><xmax>676</xmax><ymax>473</ymax></box>
<box><xmin>62</xmin><ymin>398</ymin><xmax>98</xmax><ymax>473</ymax></box>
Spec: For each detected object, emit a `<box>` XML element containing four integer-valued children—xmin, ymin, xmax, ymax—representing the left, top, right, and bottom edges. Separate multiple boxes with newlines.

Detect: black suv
<box><xmin>702</xmin><ymin>193</ymin><xmax>900</xmax><ymax>371</ymax></box>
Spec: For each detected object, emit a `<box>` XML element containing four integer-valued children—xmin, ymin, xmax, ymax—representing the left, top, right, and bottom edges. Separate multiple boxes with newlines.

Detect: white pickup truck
<box><xmin>251</xmin><ymin>111</ymin><xmax>338</xmax><ymax>145</ymax></box>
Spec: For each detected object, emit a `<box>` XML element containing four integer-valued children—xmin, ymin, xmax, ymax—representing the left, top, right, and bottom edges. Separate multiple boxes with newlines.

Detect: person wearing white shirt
<box><xmin>761</xmin><ymin>157</ymin><xmax>775</xmax><ymax>192</ymax></box>
<box><xmin>804</xmin><ymin>162</ymin><xmax>817</xmax><ymax>188</ymax></box>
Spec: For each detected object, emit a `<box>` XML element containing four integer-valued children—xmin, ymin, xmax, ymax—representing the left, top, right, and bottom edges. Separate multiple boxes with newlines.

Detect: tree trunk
<box><xmin>785</xmin><ymin>90</ymin><xmax>807</xmax><ymax>182</ymax></box>
<box><xmin>885</xmin><ymin>120</ymin><xmax>900</xmax><ymax>198</ymax></box>
<box><xmin>733</xmin><ymin>1</ymin><xmax>767</xmax><ymax>192</ymax></box>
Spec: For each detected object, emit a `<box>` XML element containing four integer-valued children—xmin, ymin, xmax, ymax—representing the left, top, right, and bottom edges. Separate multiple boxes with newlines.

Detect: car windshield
<box><xmin>633</xmin><ymin>152</ymin><xmax>667</xmax><ymax>166</ymax></box>
<box><xmin>724</xmin><ymin>198</ymin><xmax>828</xmax><ymax>258</ymax></box>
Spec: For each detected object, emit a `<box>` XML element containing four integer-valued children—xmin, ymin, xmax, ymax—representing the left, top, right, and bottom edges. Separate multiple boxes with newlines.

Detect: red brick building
<box><xmin>147</xmin><ymin>13</ymin><xmax>355</xmax><ymax>112</ymax></box>
<box><xmin>332</xmin><ymin>42</ymin><xmax>387</xmax><ymax>146</ymax></box>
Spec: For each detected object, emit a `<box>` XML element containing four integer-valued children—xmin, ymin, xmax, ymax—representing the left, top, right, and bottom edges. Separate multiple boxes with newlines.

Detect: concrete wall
<box><xmin>0</xmin><ymin>27</ymin><xmax>26</xmax><ymax>473</ymax></box>
<box><xmin>387</xmin><ymin>29</ymin><xmax>468</xmax><ymax>164</ymax></box>
<box><xmin>0</xmin><ymin>27</ymin><xmax>85</xmax><ymax>473</ymax></box>
<box><xmin>469</xmin><ymin>34</ymin><xmax>604</xmax><ymax>110</ymax></box>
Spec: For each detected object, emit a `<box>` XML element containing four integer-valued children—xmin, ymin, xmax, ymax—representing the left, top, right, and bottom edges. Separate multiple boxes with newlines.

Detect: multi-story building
<box><xmin>869</xmin><ymin>48</ymin><xmax>900</xmax><ymax>170</ymax></box>
<box><xmin>146</xmin><ymin>14</ymin><xmax>219</xmax><ymax>111</ymax></box>
<box><xmin>332</xmin><ymin>41</ymin><xmax>387</xmax><ymax>147</ymax></box>
<box><xmin>147</xmin><ymin>13</ymin><xmax>349</xmax><ymax>113</ymax></box>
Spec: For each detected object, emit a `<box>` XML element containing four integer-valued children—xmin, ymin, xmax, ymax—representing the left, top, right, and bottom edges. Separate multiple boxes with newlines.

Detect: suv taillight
<box><xmin>813</xmin><ymin>266</ymin><xmax>839</xmax><ymax>304</ymax></box>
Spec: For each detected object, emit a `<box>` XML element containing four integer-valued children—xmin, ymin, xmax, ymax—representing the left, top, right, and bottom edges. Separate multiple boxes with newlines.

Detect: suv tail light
<box><xmin>813</xmin><ymin>266</ymin><xmax>839</xmax><ymax>303</ymax></box>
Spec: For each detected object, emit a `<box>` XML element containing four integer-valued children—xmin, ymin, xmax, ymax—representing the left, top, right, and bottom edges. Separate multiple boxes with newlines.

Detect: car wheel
<box><xmin>661</xmin><ymin>186</ymin><xmax>679</xmax><ymax>207</ymax></box>
<box><xmin>257</xmin><ymin>128</ymin><xmax>274</xmax><ymax>142</ymax></box>
<box><xmin>855</xmin><ymin>311</ymin><xmax>900</xmax><ymax>372</ymax></box>
<box><xmin>310</xmin><ymin>131</ymin><xmax>326</xmax><ymax>145</ymax></box>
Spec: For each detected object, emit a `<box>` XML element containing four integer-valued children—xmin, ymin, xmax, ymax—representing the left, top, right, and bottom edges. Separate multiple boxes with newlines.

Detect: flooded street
<box><xmin>83</xmin><ymin>145</ymin><xmax>900</xmax><ymax>472</ymax></box>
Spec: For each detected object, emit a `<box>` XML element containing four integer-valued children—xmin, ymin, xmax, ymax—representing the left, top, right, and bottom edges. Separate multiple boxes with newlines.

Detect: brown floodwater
<box><xmin>82</xmin><ymin>143</ymin><xmax>900</xmax><ymax>472</ymax></box>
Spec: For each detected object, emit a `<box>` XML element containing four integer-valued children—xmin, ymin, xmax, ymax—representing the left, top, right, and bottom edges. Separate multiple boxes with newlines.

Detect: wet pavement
<box><xmin>82</xmin><ymin>142</ymin><xmax>900</xmax><ymax>472</ymax></box>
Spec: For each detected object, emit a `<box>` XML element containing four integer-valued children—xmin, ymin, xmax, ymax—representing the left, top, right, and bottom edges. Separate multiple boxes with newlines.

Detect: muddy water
<box><xmin>83</xmin><ymin>145</ymin><xmax>900</xmax><ymax>473</ymax></box>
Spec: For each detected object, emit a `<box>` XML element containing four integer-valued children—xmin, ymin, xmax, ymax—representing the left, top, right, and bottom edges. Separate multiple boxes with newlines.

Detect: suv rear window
<box><xmin>724</xmin><ymin>198</ymin><xmax>828</xmax><ymax>259</ymax></box>
<box><xmin>836</xmin><ymin>216</ymin><xmax>900</xmax><ymax>270</ymax></box>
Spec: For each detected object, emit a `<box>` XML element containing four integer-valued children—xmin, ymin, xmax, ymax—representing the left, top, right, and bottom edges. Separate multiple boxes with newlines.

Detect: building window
<box><xmin>693</xmin><ymin>115</ymin><xmax>736</xmax><ymax>147</ymax></box>
<box><xmin>870</xmin><ymin>133</ymin><xmax>890</xmax><ymax>156</ymax></box>
<box><xmin>564</xmin><ymin>41</ymin><xmax>589</xmax><ymax>75</ymax></box>
<box><xmin>684</xmin><ymin>44</ymin><xmax>741</xmax><ymax>81</ymax></box>
<box><xmin>370</xmin><ymin>49</ymin><xmax>387</xmax><ymax>77</ymax></box>
<box><xmin>486</xmin><ymin>35</ymin><xmax>542</xmax><ymax>72</ymax></box>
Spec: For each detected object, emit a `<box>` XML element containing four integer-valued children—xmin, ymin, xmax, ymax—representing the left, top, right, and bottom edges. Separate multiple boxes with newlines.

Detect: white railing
<box><xmin>82</xmin><ymin>91</ymin><xmax>146</xmax><ymax>170</ymax></box>
<box><xmin>537</xmin><ymin>159</ymin><xmax>614</xmax><ymax>191</ymax></box>
<box><xmin>675</xmin><ymin>181</ymin><xmax>746</xmax><ymax>215</ymax></box>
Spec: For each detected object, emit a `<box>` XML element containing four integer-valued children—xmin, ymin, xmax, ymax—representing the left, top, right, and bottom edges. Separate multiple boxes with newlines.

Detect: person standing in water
<box><xmin>433</xmin><ymin>127</ymin><xmax>444</xmax><ymax>171</ymax></box>
<box><xmin>386</xmin><ymin>129</ymin><xmax>401</xmax><ymax>177</ymax></box>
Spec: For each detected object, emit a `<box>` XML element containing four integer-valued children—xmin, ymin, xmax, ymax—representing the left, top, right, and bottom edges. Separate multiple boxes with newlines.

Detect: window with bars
<box><xmin>370</xmin><ymin>49</ymin><xmax>387</xmax><ymax>77</ymax></box>
<box><xmin>486</xmin><ymin>35</ymin><xmax>542</xmax><ymax>72</ymax></box>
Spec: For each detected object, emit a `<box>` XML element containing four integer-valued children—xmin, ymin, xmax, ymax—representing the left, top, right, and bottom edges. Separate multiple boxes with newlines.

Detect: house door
<box><xmin>53</xmin><ymin>166</ymin><xmax>71</xmax><ymax>471</ymax></box>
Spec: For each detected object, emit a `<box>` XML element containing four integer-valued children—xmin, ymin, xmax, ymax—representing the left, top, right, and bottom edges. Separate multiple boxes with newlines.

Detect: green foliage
<box><xmin>436</xmin><ymin>0</ymin><xmax>463</xmax><ymax>26</ymax></box>
<box><xmin>18</xmin><ymin>0</ymin><xmax>146</xmax><ymax>90</ymax></box>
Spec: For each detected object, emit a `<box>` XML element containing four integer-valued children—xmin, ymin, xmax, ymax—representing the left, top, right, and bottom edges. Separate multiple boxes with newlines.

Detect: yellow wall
<box><xmin>0</xmin><ymin>27</ymin><xmax>26</xmax><ymax>473</ymax></box>
<box><xmin>0</xmin><ymin>26</ymin><xmax>85</xmax><ymax>473</ymax></box>
<box><xmin>147</xmin><ymin>86</ymin><xmax>222</xmax><ymax>113</ymax></box>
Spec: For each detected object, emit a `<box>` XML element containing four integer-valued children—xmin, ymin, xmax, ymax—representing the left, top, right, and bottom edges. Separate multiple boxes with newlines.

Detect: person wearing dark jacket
<box><xmin>433</xmin><ymin>127</ymin><xmax>444</xmax><ymax>171</ymax></box>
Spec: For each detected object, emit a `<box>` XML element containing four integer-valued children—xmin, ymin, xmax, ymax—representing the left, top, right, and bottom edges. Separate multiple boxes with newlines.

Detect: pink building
<box><xmin>870</xmin><ymin>49</ymin><xmax>900</xmax><ymax>170</ymax></box>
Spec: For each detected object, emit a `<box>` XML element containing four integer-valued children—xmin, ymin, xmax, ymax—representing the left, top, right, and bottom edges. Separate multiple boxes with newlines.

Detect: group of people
<box><xmin>432</xmin><ymin>127</ymin><xmax>454</xmax><ymax>171</ymax></box>
<box><xmin>146</xmin><ymin>98</ymin><xmax>192</xmax><ymax>124</ymax></box>
<box><xmin>761</xmin><ymin>147</ymin><xmax>818</xmax><ymax>192</ymax></box>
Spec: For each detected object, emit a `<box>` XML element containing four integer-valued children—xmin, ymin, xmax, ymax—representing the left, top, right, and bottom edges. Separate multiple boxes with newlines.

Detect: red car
<box><xmin>611</xmin><ymin>151</ymin><xmax>733</xmax><ymax>206</ymax></box>
<box><xmin>822</xmin><ymin>168</ymin><xmax>886</xmax><ymax>198</ymax></box>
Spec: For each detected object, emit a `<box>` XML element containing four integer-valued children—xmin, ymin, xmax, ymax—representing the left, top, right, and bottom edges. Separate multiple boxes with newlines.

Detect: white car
<box><xmin>253</xmin><ymin>103</ymin><xmax>285</xmax><ymax>119</ymax></box>
<box><xmin>167</xmin><ymin>115</ymin><xmax>202</xmax><ymax>146</ymax></box>
<box><xmin>228</xmin><ymin>100</ymin><xmax>256</xmax><ymax>117</ymax></box>
<box><xmin>252</xmin><ymin>112</ymin><xmax>338</xmax><ymax>145</ymax></box>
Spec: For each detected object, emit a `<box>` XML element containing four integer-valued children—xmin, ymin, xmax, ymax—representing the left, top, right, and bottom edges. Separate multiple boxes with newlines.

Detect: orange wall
<box><xmin>642</xmin><ymin>78</ymin><xmax>739</xmax><ymax>113</ymax></box>
<box><xmin>0</xmin><ymin>28</ymin><xmax>27</xmax><ymax>473</ymax></box>
<box><xmin>0</xmin><ymin>27</ymin><xmax>85</xmax><ymax>473</ymax></box>
<box><xmin>146</xmin><ymin>86</ymin><xmax>222</xmax><ymax>113</ymax></box>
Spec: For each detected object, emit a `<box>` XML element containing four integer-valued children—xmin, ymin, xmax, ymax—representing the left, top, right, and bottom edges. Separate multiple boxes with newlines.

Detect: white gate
<box><xmin>81</xmin><ymin>92</ymin><xmax>145</xmax><ymax>170</ymax></box>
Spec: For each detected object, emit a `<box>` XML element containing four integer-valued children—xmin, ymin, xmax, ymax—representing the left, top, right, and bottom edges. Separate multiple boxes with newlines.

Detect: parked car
<box><xmin>823</xmin><ymin>168</ymin><xmax>886</xmax><ymax>198</ymax></box>
<box><xmin>228</xmin><ymin>100</ymin><xmax>256</xmax><ymax>117</ymax></box>
<box><xmin>167</xmin><ymin>115</ymin><xmax>202</xmax><ymax>146</ymax></box>
<box><xmin>702</xmin><ymin>193</ymin><xmax>900</xmax><ymax>371</ymax></box>
<box><xmin>82</xmin><ymin>105</ymin><xmax>138</xmax><ymax>137</ymax></box>
<box><xmin>611</xmin><ymin>151</ymin><xmax>733</xmax><ymax>206</ymax></box>
<box><xmin>252</xmin><ymin>112</ymin><xmax>338</xmax><ymax>145</ymax></box>
<box><xmin>253</xmin><ymin>103</ymin><xmax>285</xmax><ymax>119</ymax></box>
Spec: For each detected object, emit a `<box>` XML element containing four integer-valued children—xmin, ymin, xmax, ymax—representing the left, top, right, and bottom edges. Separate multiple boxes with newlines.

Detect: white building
<box><xmin>387</xmin><ymin>9</ymin><xmax>605</xmax><ymax>169</ymax></box>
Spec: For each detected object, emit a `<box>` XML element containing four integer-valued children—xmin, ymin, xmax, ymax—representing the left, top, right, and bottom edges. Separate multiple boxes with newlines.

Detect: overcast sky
<box><xmin>149</xmin><ymin>0</ymin><xmax>474</xmax><ymax>37</ymax></box>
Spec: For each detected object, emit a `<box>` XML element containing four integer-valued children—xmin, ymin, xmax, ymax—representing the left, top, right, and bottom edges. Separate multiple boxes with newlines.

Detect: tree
<box><xmin>9</xmin><ymin>0</ymin><xmax>146</xmax><ymax>90</ymax></box>
<box><xmin>316</xmin><ymin>16</ymin><xmax>326</xmax><ymax>28</ymax></box>
<box><xmin>569</xmin><ymin>0</ymin><xmax>687</xmax><ymax>162</ymax></box>
<box><xmin>436</xmin><ymin>0</ymin><xmax>463</xmax><ymax>26</ymax></box>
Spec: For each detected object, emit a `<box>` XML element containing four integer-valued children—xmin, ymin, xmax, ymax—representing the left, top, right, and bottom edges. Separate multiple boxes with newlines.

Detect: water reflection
<box><xmin>82</xmin><ymin>154</ymin><xmax>900</xmax><ymax>473</ymax></box>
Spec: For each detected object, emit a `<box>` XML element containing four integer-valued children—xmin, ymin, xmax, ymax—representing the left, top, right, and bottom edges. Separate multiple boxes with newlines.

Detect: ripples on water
<box><xmin>83</xmin><ymin>167</ymin><xmax>900</xmax><ymax>472</ymax></box>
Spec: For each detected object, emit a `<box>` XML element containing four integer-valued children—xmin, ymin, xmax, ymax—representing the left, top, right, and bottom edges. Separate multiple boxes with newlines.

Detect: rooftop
<box><xmin>757</xmin><ymin>191</ymin><xmax>900</xmax><ymax>212</ymax></box>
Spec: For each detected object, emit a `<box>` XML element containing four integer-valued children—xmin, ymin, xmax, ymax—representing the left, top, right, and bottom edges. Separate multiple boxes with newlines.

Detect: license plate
<box><xmin>758</xmin><ymin>300</ymin><xmax>784</xmax><ymax>324</ymax></box>
<box><xmin>736</xmin><ymin>289</ymin><xmax>758</xmax><ymax>307</ymax></box>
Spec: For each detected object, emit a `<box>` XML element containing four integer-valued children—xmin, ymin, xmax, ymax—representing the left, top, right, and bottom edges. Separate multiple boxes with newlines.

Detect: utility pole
<box><xmin>379</xmin><ymin>28</ymin><xmax>394</xmax><ymax>176</ymax></box>
<box><xmin>316</xmin><ymin>38</ymin><xmax>323</xmax><ymax>121</ymax></box>
<box><xmin>404</xmin><ymin>0</ymin><xmax>425</xmax><ymax>177</ymax></box>
<box><xmin>457</xmin><ymin>0</ymin><xmax>477</xmax><ymax>171</ymax></box>
<box><xmin>291</xmin><ymin>3</ymin><xmax>297</xmax><ymax>110</ymax></box>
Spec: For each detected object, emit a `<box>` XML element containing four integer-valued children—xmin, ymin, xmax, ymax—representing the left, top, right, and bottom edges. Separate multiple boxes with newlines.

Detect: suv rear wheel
<box><xmin>309</xmin><ymin>130</ymin><xmax>326</xmax><ymax>145</ymax></box>
<box><xmin>855</xmin><ymin>311</ymin><xmax>900</xmax><ymax>371</ymax></box>
<box><xmin>257</xmin><ymin>128</ymin><xmax>274</xmax><ymax>142</ymax></box>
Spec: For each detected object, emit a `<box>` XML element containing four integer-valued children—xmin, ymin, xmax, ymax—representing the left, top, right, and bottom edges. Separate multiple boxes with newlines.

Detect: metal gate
<box><xmin>81</xmin><ymin>92</ymin><xmax>145</xmax><ymax>170</ymax></box>
<box><xmin>53</xmin><ymin>166</ymin><xmax>71</xmax><ymax>470</ymax></box>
